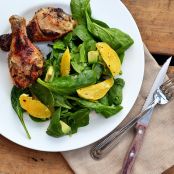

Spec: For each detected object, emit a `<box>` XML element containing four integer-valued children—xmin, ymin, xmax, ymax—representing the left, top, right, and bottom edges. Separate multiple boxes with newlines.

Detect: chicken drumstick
<box><xmin>8</xmin><ymin>15</ymin><xmax>44</xmax><ymax>89</ymax></box>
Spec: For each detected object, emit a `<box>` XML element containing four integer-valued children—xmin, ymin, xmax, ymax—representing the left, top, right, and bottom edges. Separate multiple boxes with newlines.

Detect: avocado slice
<box><xmin>45</xmin><ymin>66</ymin><xmax>54</xmax><ymax>82</ymax></box>
<box><xmin>88</xmin><ymin>50</ymin><xmax>99</xmax><ymax>64</ymax></box>
<box><xmin>60</xmin><ymin>120</ymin><xmax>71</xmax><ymax>134</ymax></box>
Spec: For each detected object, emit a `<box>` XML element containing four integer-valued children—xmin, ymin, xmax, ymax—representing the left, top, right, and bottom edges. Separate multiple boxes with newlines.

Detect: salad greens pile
<box><xmin>11</xmin><ymin>0</ymin><xmax>134</xmax><ymax>138</ymax></box>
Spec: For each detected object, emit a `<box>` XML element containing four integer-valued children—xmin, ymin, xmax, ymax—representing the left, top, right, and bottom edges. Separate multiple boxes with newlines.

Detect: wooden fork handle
<box><xmin>121</xmin><ymin>124</ymin><xmax>146</xmax><ymax>174</ymax></box>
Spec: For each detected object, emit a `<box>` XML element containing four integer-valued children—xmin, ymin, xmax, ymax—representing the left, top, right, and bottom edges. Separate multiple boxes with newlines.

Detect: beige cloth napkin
<box><xmin>62</xmin><ymin>46</ymin><xmax>174</xmax><ymax>174</ymax></box>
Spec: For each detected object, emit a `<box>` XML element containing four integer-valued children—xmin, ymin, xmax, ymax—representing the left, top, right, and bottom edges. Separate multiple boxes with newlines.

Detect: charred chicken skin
<box><xmin>8</xmin><ymin>15</ymin><xmax>44</xmax><ymax>89</ymax></box>
<box><xmin>0</xmin><ymin>7</ymin><xmax>77</xmax><ymax>51</ymax></box>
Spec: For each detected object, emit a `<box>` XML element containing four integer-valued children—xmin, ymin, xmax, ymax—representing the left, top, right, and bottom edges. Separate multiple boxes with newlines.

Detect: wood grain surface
<box><xmin>0</xmin><ymin>1</ymin><xmax>174</xmax><ymax>174</ymax></box>
<box><xmin>122</xmin><ymin>0</ymin><xmax>174</xmax><ymax>55</ymax></box>
<box><xmin>0</xmin><ymin>136</ymin><xmax>73</xmax><ymax>174</ymax></box>
<box><xmin>168</xmin><ymin>67</ymin><xmax>174</xmax><ymax>78</ymax></box>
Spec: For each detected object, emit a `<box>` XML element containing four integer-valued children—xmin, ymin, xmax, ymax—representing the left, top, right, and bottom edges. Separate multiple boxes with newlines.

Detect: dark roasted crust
<box><xmin>26</xmin><ymin>21</ymin><xmax>37</xmax><ymax>42</ymax></box>
<box><xmin>9</xmin><ymin>60</ymin><xmax>43</xmax><ymax>89</ymax></box>
<box><xmin>27</xmin><ymin>17</ymin><xmax>59</xmax><ymax>42</ymax></box>
<box><xmin>0</xmin><ymin>34</ymin><xmax>12</xmax><ymax>51</ymax></box>
<box><xmin>26</xmin><ymin>19</ymin><xmax>46</xmax><ymax>42</ymax></box>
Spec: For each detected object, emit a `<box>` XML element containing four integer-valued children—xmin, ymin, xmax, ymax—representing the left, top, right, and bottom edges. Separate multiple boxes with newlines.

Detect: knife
<box><xmin>121</xmin><ymin>57</ymin><xmax>172</xmax><ymax>174</ymax></box>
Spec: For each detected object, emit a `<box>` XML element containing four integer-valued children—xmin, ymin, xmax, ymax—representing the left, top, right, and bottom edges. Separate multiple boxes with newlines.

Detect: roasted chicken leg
<box><xmin>8</xmin><ymin>15</ymin><xmax>44</xmax><ymax>89</ymax></box>
<box><xmin>0</xmin><ymin>7</ymin><xmax>77</xmax><ymax>51</ymax></box>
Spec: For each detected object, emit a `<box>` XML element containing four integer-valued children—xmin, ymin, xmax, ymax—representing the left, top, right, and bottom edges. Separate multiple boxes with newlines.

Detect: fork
<box><xmin>90</xmin><ymin>78</ymin><xmax>174</xmax><ymax>160</ymax></box>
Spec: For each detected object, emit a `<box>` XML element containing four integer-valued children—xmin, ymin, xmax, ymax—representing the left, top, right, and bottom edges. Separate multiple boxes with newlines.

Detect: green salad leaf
<box><xmin>47</xmin><ymin>108</ymin><xmax>72</xmax><ymax>137</ymax></box>
<box><xmin>84</xmin><ymin>39</ymin><xmax>96</xmax><ymax>52</ymax></box>
<box><xmin>73</xmin><ymin>25</ymin><xmax>93</xmax><ymax>41</ymax></box>
<box><xmin>47</xmin><ymin>108</ymin><xmax>64</xmax><ymax>137</ymax></box>
<box><xmin>71</xmin><ymin>61</ymin><xmax>86</xmax><ymax>73</ymax></box>
<box><xmin>62</xmin><ymin>108</ymin><xmax>90</xmax><ymax>133</ymax></box>
<box><xmin>53</xmin><ymin>40</ymin><xmax>66</xmax><ymax>50</ymax></box>
<box><xmin>30</xmin><ymin>83</ymin><xmax>54</xmax><ymax>107</ymax></box>
<box><xmin>91</xmin><ymin>18</ymin><xmax>109</xmax><ymax>28</ymax></box>
<box><xmin>85</xmin><ymin>11</ymin><xmax>134</xmax><ymax>54</ymax></box>
<box><xmin>79</xmin><ymin>42</ymin><xmax>87</xmax><ymax>62</ymax></box>
<box><xmin>67</xmin><ymin>96</ymin><xmax>123</xmax><ymax>118</ymax></box>
<box><xmin>53</xmin><ymin>93</ymin><xmax>72</xmax><ymax>109</ymax></box>
<box><xmin>92</xmin><ymin>63</ymin><xmax>103</xmax><ymax>80</ymax></box>
<box><xmin>11</xmin><ymin>86</ymin><xmax>31</xmax><ymax>139</ymax></box>
<box><xmin>70</xmin><ymin>0</ymin><xmax>91</xmax><ymax>25</ymax></box>
<box><xmin>63</xmin><ymin>32</ymin><xmax>73</xmax><ymax>47</ymax></box>
<box><xmin>37</xmin><ymin>70</ymin><xmax>97</xmax><ymax>94</ymax></box>
<box><xmin>118</xmin><ymin>52</ymin><xmax>125</xmax><ymax>63</ymax></box>
<box><xmin>99</xmin><ymin>94</ymin><xmax>109</xmax><ymax>106</ymax></box>
<box><xmin>108</xmin><ymin>78</ymin><xmax>125</xmax><ymax>105</ymax></box>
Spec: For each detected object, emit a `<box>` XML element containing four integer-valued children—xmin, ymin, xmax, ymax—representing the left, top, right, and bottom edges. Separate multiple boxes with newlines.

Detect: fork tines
<box><xmin>160</xmin><ymin>78</ymin><xmax>174</xmax><ymax>99</ymax></box>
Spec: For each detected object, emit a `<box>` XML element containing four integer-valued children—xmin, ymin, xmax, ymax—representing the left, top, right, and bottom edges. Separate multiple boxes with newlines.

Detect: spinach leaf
<box><xmin>30</xmin><ymin>83</ymin><xmax>54</xmax><ymax>107</ymax></box>
<box><xmin>79</xmin><ymin>43</ymin><xmax>87</xmax><ymax>62</ymax></box>
<box><xmin>99</xmin><ymin>94</ymin><xmax>109</xmax><ymax>106</ymax></box>
<box><xmin>70</xmin><ymin>0</ymin><xmax>91</xmax><ymax>25</ymax></box>
<box><xmin>73</xmin><ymin>25</ymin><xmax>93</xmax><ymax>41</ymax></box>
<box><xmin>52</xmin><ymin>49</ymin><xmax>59</xmax><ymax>58</ymax></box>
<box><xmin>52</xmin><ymin>55</ymin><xmax>62</xmax><ymax>78</ymax></box>
<box><xmin>86</xmin><ymin>11</ymin><xmax>120</xmax><ymax>50</ymax></box>
<box><xmin>71</xmin><ymin>52</ymin><xmax>87</xmax><ymax>73</ymax></box>
<box><xmin>47</xmin><ymin>108</ymin><xmax>64</xmax><ymax>137</ymax></box>
<box><xmin>11</xmin><ymin>86</ymin><xmax>31</xmax><ymax>139</ymax></box>
<box><xmin>118</xmin><ymin>52</ymin><xmax>125</xmax><ymax>63</ymax></box>
<box><xmin>63</xmin><ymin>32</ymin><xmax>73</xmax><ymax>47</ymax></box>
<box><xmin>71</xmin><ymin>61</ymin><xmax>86</xmax><ymax>73</ymax></box>
<box><xmin>53</xmin><ymin>93</ymin><xmax>72</xmax><ymax>109</ymax></box>
<box><xmin>63</xmin><ymin>108</ymin><xmax>90</xmax><ymax>133</ymax></box>
<box><xmin>71</xmin><ymin>52</ymin><xmax>80</xmax><ymax>62</ymax></box>
<box><xmin>70</xmin><ymin>42</ymin><xmax>79</xmax><ymax>53</ymax></box>
<box><xmin>37</xmin><ymin>70</ymin><xmax>97</xmax><ymax>94</ymax></box>
<box><xmin>95</xmin><ymin>105</ymin><xmax>122</xmax><ymax>118</ymax></box>
<box><xmin>109</xmin><ymin>28</ymin><xmax>134</xmax><ymax>54</ymax></box>
<box><xmin>86</xmin><ymin>11</ymin><xmax>134</xmax><ymax>54</ymax></box>
<box><xmin>91</xmin><ymin>18</ymin><xmax>109</xmax><ymax>28</ymax></box>
<box><xmin>53</xmin><ymin>40</ymin><xmax>65</xmax><ymax>50</ymax></box>
<box><xmin>67</xmin><ymin>96</ymin><xmax>123</xmax><ymax>118</ymax></box>
<box><xmin>84</xmin><ymin>39</ymin><xmax>96</xmax><ymax>52</ymax></box>
<box><xmin>108</xmin><ymin>78</ymin><xmax>125</xmax><ymax>105</ymax></box>
<box><xmin>70</xmin><ymin>0</ymin><xmax>108</xmax><ymax>28</ymax></box>
<box><xmin>92</xmin><ymin>63</ymin><xmax>103</xmax><ymax>80</ymax></box>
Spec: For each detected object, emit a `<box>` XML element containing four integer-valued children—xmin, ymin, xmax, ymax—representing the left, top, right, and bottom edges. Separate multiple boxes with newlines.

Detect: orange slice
<box><xmin>96</xmin><ymin>42</ymin><xmax>121</xmax><ymax>76</ymax></box>
<box><xmin>19</xmin><ymin>94</ymin><xmax>51</xmax><ymax>118</ymax></box>
<box><xmin>60</xmin><ymin>47</ymin><xmax>71</xmax><ymax>76</ymax></box>
<box><xmin>77</xmin><ymin>78</ymin><xmax>114</xmax><ymax>101</ymax></box>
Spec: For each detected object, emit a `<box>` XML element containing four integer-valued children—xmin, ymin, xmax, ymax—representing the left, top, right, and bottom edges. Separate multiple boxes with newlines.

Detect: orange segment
<box><xmin>96</xmin><ymin>42</ymin><xmax>121</xmax><ymax>76</ymax></box>
<box><xmin>60</xmin><ymin>47</ymin><xmax>71</xmax><ymax>76</ymax></box>
<box><xmin>77</xmin><ymin>78</ymin><xmax>114</xmax><ymax>101</ymax></box>
<box><xmin>19</xmin><ymin>94</ymin><xmax>51</xmax><ymax>118</ymax></box>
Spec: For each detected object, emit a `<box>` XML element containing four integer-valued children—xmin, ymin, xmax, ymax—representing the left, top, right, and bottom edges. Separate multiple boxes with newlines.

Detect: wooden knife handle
<box><xmin>121</xmin><ymin>124</ymin><xmax>146</xmax><ymax>174</ymax></box>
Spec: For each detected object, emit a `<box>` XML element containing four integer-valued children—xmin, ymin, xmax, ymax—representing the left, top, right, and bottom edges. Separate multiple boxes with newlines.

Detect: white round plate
<box><xmin>0</xmin><ymin>0</ymin><xmax>144</xmax><ymax>151</ymax></box>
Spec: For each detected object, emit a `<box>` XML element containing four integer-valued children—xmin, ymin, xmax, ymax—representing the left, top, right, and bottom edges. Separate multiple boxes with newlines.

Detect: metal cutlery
<box><xmin>121</xmin><ymin>77</ymin><xmax>174</xmax><ymax>174</ymax></box>
<box><xmin>90</xmin><ymin>57</ymin><xmax>172</xmax><ymax>161</ymax></box>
